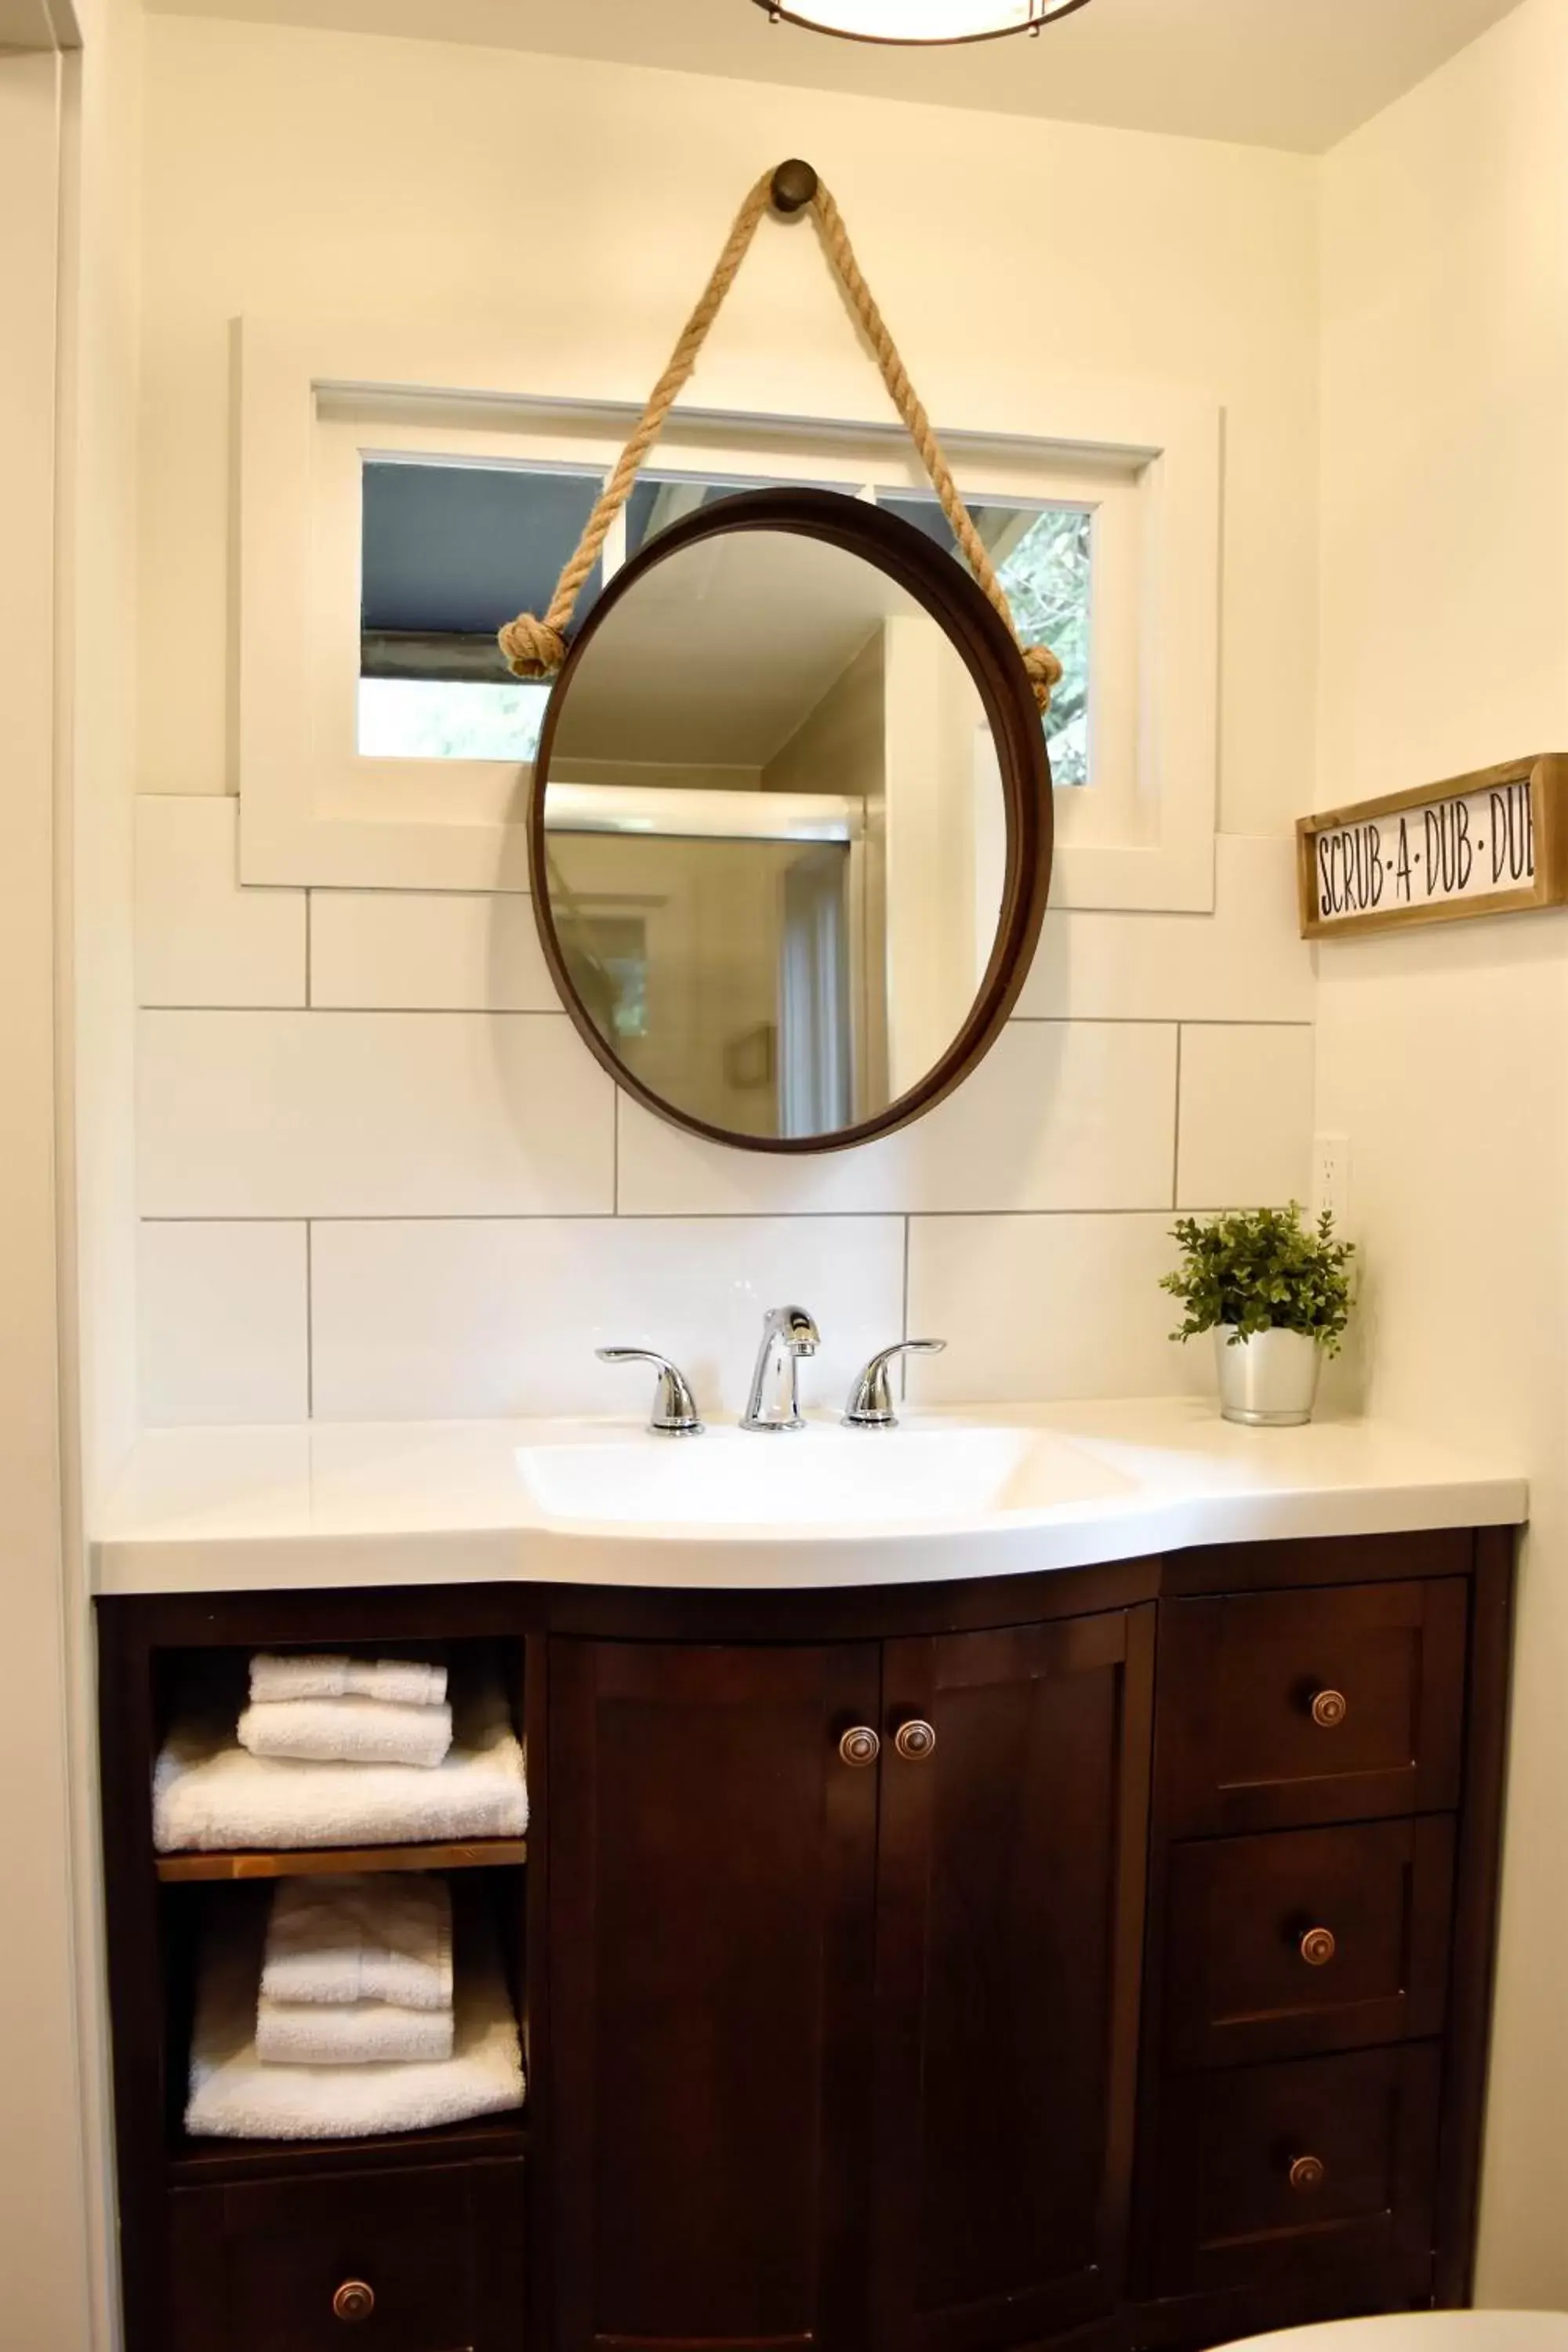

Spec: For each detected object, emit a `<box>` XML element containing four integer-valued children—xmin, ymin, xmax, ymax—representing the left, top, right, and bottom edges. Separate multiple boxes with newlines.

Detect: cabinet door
<box><xmin>870</xmin><ymin>1607</ymin><xmax>1156</xmax><ymax>2352</ymax></box>
<box><xmin>547</xmin><ymin>1637</ymin><xmax>882</xmax><ymax>2352</ymax></box>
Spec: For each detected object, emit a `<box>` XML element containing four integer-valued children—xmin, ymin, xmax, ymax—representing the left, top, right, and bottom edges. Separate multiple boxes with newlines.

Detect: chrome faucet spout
<box><xmin>741</xmin><ymin>1305</ymin><xmax>820</xmax><ymax>1433</ymax></box>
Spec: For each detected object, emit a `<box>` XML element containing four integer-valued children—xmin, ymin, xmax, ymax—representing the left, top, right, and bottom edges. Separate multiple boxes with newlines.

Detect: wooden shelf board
<box><xmin>166</xmin><ymin>2111</ymin><xmax>527</xmax><ymax>2187</ymax></box>
<box><xmin>156</xmin><ymin>1837</ymin><xmax>527</xmax><ymax>1883</ymax></box>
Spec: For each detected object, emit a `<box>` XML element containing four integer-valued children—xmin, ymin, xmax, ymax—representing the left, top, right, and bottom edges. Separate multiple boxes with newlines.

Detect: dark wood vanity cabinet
<box><xmin>98</xmin><ymin>1527</ymin><xmax>1513</xmax><ymax>2352</ymax></box>
<box><xmin>548</xmin><ymin>1613</ymin><xmax>1154</xmax><ymax>2352</ymax></box>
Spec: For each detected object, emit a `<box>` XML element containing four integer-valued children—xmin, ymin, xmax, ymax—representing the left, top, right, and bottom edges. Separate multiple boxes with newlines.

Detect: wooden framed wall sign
<box><xmin>1298</xmin><ymin>753</ymin><xmax>1568</xmax><ymax>939</ymax></box>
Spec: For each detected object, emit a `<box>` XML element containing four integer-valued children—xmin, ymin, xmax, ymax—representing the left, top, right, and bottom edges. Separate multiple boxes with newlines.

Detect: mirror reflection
<box><xmin>539</xmin><ymin>527</ymin><xmax>1007</xmax><ymax>1142</ymax></box>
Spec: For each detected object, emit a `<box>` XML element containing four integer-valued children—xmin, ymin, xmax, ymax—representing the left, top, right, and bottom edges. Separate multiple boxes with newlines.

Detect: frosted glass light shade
<box><xmin>751</xmin><ymin>0</ymin><xmax>1093</xmax><ymax>40</ymax></box>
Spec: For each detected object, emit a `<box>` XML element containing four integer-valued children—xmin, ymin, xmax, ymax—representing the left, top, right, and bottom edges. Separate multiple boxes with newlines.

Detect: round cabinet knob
<box><xmin>1300</xmin><ymin>1926</ymin><xmax>1338</xmax><ymax>1967</ymax></box>
<box><xmin>1288</xmin><ymin>2154</ymin><xmax>1327</xmax><ymax>2194</ymax></box>
<box><xmin>1311</xmin><ymin>1687</ymin><xmax>1348</xmax><ymax>1730</ymax></box>
<box><xmin>894</xmin><ymin>1719</ymin><xmax>937</xmax><ymax>1762</ymax></box>
<box><xmin>839</xmin><ymin>1726</ymin><xmax>880</xmax><ymax>1767</ymax></box>
<box><xmin>332</xmin><ymin>2281</ymin><xmax>376</xmax><ymax>2325</ymax></box>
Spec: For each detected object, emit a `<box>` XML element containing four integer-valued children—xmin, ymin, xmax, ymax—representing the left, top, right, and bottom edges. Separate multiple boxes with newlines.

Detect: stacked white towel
<box><xmin>187</xmin><ymin>1889</ymin><xmax>524</xmax><ymax>2141</ymax></box>
<box><xmin>261</xmin><ymin>1872</ymin><xmax>453</xmax><ymax>2009</ymax></box>
<box><xmin>250</xmin><ymin>1653</ymin><xmax>448</xmax><ymax>1708</ymax></box>
<box><xmin>254</xmin><ymin>1874</ymin><xmax>457</xmax><ymax>2068</ymax></box>
<box><xmin>240</xmin><ymin>1650</ymin><xmax>452</xmax><ymax>1769</ymax></box>
<box><xmin>154</xmin><ymin>1671</ymin><xmax>528</xmax><ymax>1853</ymax></box>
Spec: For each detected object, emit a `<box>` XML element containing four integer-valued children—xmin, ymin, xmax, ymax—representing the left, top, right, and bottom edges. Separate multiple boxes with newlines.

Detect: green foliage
<box><xmin>1160</xmin><ymin>1203</ymin><xmax>1356</xmax><ymax>1353</ymax></box>
<box><xmin>996</xmin><ymin>508</ymin><xmax>1091</xmax><ymax>787</ymax></box>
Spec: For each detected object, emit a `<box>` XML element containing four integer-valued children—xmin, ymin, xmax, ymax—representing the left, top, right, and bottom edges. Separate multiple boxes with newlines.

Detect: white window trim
<box><xmin>237</xmin><ymin>317</ymin><xmax>1221</xmax><ymax>910</ymax></box>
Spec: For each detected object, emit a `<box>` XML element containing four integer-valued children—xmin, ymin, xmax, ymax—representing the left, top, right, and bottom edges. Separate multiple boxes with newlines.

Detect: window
<box><xmin>238</xmin><ymin>318</ymin><xmax>1219</xmax><ymax>907</ymax></box>
<box><xmin>355</xmin><ymin>462</ymin><xmax>1094</xmax><ymax>788</ymax></box>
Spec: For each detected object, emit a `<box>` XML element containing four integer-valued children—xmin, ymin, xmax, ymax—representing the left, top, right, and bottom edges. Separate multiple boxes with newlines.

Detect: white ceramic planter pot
<box><xmin>1214</xmin><ymin>1325</ymin><xmax>1322</xmax><ymax>1428</ymax></box>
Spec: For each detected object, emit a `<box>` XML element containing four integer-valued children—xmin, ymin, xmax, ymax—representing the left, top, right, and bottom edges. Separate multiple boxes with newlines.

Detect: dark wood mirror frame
<box><xmin>528</xmin><ymin>486</ymin><xmax>1054</xmax><ymax>1156</ymax></box>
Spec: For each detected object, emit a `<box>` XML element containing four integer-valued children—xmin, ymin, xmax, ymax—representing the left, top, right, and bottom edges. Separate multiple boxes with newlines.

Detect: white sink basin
<box><xmin>516</xmin><ymin>1418</ymin><xmax>1132</xmax><ymax>1536</ymax></box>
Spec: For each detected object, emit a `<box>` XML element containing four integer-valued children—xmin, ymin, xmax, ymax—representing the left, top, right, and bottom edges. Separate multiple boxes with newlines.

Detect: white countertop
<box><xmin>92</xmin><ymin>1399</ymin><xmax>1529</xmax><ymax>1595</ymax></box>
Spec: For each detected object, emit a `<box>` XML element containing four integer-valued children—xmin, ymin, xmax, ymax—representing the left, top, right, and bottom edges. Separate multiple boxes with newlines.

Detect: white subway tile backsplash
<box><xmin>617</xmin><ymin>1022</ymin><xmax>1178</xmax><ymax>1217</ymax></box>
<box><xmin>1176</xmin><ymin>1024</ymin><xmax>1315</xmax><ymax>1210</ymax></box>
<box><xmin>310</xmin><ymin>1216</ymin><xmax>906</xmax><ymax>1421</ymax></box>
<box><xmin>136</xmin><ymin>795</ymin><xmax>305</xmax><ymax>1007</ymax></box>
<box><xmin>1018</xmin><ymin>835</ymin><xmax>1313</xmax><ymax>1023</ymax></box>
<box><xmin>310</xmin><ymin>891</ymin><xmax>556</xmax><ymax>1011</ymax></box>
<box><xmin>137</xmin><ymin>1011</ymin><xmax>615</xmax><ymax>1218</ymax></box>
<box><xmin>906</xmin><ymin>1213</ymin><xmax>1207</xmax><ymax>1405</ymax></box>
<box><xmin>138</xmin><ymin>1221</ymin><xmax>308</xmax><ymax>1425</ymax></box>
<box><xmin>130</xmin><ymin>821</ymin><xmax>1316</xmax><ymax>1424</ymax></box>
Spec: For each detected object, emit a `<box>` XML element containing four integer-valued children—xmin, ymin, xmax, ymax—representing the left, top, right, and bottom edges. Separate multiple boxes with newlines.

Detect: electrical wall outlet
<box><xmin>1313</xmin><ymin>1132</ymin><xmax>1351</xmax><ymax>1227</ymax></box>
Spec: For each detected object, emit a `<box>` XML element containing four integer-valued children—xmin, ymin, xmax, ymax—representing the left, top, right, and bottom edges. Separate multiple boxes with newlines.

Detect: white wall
<box><xmin>0</xmin><ymin>38</ymin><xmax>106</xmax><ymax>2352</ymax></box>
<box><xmin>1315</xmin><ymin>0</ymin><xmax>1568</xmax><ymax>2300</ymax></box>
<box><xmin>129</xmin><ymin>15</ymin><xmax>1318</xmax><ymax>1425</ymax></box>
<box><xmin>58</xmin><ymin>3</ymin><xmax>147</xmax><ymax>2343</ymax></box>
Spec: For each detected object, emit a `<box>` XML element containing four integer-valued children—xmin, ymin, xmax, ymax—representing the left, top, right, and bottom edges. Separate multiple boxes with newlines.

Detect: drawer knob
<box><xmin>1288</xmin><ymin>2154</ymin><xmax>1327</xmax><ymax>2193</ymax></box>
<box><xmin>1300</xmin><ymin>1926</ymin><xmax>1338</xmax><ymax>1967</ymax></box>
<box><xmin>1310</xmin><ymin>1688</ymin><xmax>1348</xmax><ymax>1729</ymax></box>
<box><xmin>333</xmin><ymin>2281</ymin><xmax>376</xmax><ymax>2325</ymax></box>
<box><xmin>839</xmin><ymin>1726</ymin><xmax>880</xmax><ymax>1767</ymax></box>
<box><xmin>894</xmin><ymin>1719</ymin><xmax>937</xmax><ymax>1762</ymax></box>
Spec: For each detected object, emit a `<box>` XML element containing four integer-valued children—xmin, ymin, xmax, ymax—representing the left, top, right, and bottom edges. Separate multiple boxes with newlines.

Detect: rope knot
<box><xmin>1022</xmin><ymin>642</ymin><xmax>1063</xmax><ymax>715</ymax></box>
<box><xmin>498</xmin><ymin>613</ymin><xmax>568</xmax><ymax>681</ymax></box>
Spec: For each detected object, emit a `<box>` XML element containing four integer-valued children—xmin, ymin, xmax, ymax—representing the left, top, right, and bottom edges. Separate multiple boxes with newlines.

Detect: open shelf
<box><xmin>167</xmin><ymin>2110</ymin><xmax>528</xmax><ymax>2186</ymax></box>
<box><xmin>156</xmin><ymin>1837</ymin><xmax>527</xmax><ymax>1883</ymax></box>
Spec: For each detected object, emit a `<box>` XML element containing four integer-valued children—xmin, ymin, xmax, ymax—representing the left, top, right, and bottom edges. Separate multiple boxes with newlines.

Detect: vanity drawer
<box><xmin>1165</xmin><ymin>1817</ymin><xmax>1455</xmax><ymax>2067</ymax></box>
<box><xmin>168</xmin><ymin>2158</ymin><xmax>524</xmax><ymax>2352</ymax></box>
<box><xmin>1160</xmin><ymin>1581</ymin><xmax>1467</xmax><ymax>1835</ymax></box>
<box><xmin>1155</xmin><ymin>2045</ymin><xmax>1441</xmax><ymax>2294</ymax></box>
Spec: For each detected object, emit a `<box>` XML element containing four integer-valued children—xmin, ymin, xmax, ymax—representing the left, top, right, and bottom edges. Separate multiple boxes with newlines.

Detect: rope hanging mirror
<box><xmin>516</xmin><ymin>159</ymin><xmax>1058</xmax><ymax>1156</ymax></box>
<box><xmin>499</xmin><ymin>158</ymin><xmax>1062</xmax><ymax>713</ymax></box>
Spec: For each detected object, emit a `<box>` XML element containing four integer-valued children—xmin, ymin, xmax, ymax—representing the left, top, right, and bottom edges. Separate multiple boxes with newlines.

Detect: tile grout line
<box><xmin>304</xmin><ymin>1219</ymin><xmax>315</xmax><ymax>1418</ymax></box>
<box><xmin>136</xmin><ymin>1205</ymin><xmax>1191</xmax><ymax>1225</ymax></box>
<box><xmin>136</xmin><ymin>1004</ymin><xmax>1312</xmax><ymax>1029</ymax></box>
<box><xmin>303</xmin><ymin>891</ymin><xmax>313</xmax><ymax>1010</ymax></box>
<box><xmin>1171</xmin><ymin>1025</ymin><xmax>1184</xmax><ymax>1210</ymax></box>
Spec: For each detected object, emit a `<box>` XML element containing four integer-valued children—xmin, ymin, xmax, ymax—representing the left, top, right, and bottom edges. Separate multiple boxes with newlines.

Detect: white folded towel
<box><xmin>261</xmin><ymin>1874</ymin><xmax>452</xmax><ymax>2012</ymax></box>
<box><xmin>250</xmin><ymin>1653</ymin><xmax>447</xmax><ymax>1708</ymax></box>
<box><xmin>187</xmin><ymin>1906</ymin><xmax>523</xmax><ymax>2140</ymax></box>
<box><xmin>238</xmin><ymin>1695</ymin><xmax>453</xmax><ymax>1769</ymax></box>
<box><xmin>154</xmin><ymin>1676</ymin><xmax>528</xmax><ymax>1853</ymax></box>
<box><xmin>256</xmin><ymin>1995</ymin><xmax>454</xmax><ymax>2067</ymax></box>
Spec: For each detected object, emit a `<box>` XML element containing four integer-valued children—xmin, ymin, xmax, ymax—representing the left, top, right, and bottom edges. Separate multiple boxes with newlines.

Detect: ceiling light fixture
<box><xmin>750</xmin><ymin>0</ymin><xmax>1094</xmax><ymax>45</ymax></box>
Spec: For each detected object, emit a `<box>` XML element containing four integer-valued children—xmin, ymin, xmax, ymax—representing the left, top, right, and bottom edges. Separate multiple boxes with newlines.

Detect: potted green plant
<box><xmin>1161</xmin><ymin>1203</ymin><xmax>1356</xmax><ymax>1427</ymax></box>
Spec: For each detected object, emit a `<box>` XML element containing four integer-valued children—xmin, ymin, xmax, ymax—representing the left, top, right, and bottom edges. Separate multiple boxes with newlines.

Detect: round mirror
<box><xmin>529</xmin><ymin>488</ymin><xmax>1052</xmax><ymax>1153</ymax></box>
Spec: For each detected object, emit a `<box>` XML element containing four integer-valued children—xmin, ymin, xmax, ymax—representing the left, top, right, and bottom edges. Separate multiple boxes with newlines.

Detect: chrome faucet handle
<box><xmin>596</xmin><ymin>1348</ymin><xmax>704</xmax><ymax>1436</ymax></box>
<box><xmin>843</xmin><ymin>1339</ymin><xmax>946</xmax><ymax>1430</ymax></box>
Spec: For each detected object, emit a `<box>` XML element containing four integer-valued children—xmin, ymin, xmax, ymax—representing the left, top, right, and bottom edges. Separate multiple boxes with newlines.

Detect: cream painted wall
<box><xmin>0</xmin><ymin>45</ymin><xmax>99</xmax><ymax>2352</ymax></box>
<box><xmin>1315</xmin><ymin>0</ymin><xmax>1568</xmax><ymax>2300</ymax></box>
<box><xmin>58</xmin><ymin>2</ymin><xmax>147</xmax><ymax>2343</ymax></box>
<box><xmin>136</xmin><ymin>11</ymin><xmax>1319</xmax><ymax>840</ymax></box>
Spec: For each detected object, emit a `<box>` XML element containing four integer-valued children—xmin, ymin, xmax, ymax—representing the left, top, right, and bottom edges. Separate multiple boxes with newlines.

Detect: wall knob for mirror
<box><xmin>1299</xmin><ymin>1927</ymin><xmax>1338</xmax><ymax>1967</ymax></box>
<box><xmin>894</xmin><ymin>1719</ymin><xmax>937</xmax><ymax>1762</ymax></box>
<box><xmin>770</xmin><ymin>158</ymin><xmax>819</xmax><ymax>216</ymax></box>
<box><xmin>1287</xmin><ymin>2155</ymin><xmax>1327</xmax><ymax>2194</ymax></box>
<box><xmin>1310</xmin><ymin>1687</ymin><xmax>1348</xmax><ymax>1729</ymax></box>
<box><xmin>839</xmin><ymin>1726</ymin><xmax>881</xmax><ymax>1767</ymax></box>
<box><xmin>332</xmin><ymin>2281</ymin><xmax>376</xmax><ymax>2324</ymax></box>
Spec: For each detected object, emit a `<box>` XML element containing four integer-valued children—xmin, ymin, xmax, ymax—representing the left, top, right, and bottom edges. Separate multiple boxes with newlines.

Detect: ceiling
<box><xmin>144</xmin><ymin>0</ymin><xmax>1522</xmax><ymax>151</ymax></box>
